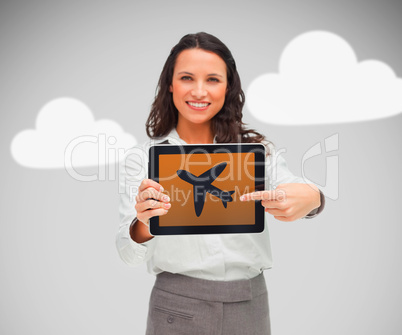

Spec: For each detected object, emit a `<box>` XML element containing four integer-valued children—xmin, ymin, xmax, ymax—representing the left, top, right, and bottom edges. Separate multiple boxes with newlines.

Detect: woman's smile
<box><xmin>186</xmin><ymin>101</ymin><xmax>211</xmax><ymax>110</ymax></box>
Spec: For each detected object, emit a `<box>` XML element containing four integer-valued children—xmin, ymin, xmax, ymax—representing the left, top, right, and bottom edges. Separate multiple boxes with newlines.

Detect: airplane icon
<box><xmin>177</xmin><ymin>162</ymin><xmax>235</xmax><ymax>217</ymax></box>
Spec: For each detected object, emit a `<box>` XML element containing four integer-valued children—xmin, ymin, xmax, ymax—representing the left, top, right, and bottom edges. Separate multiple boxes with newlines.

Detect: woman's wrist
<box><xmin>129</xmin><ymin>217</ymin><xmax>154</xmax><ymax>243</ymax></box>
<box><xmin>304</xmin><ymin>189</ymin><xmax>325</xmax><ymax>219</ymax></box>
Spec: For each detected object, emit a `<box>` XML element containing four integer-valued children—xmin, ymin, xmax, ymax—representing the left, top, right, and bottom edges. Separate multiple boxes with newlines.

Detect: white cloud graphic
<box><xmin>246</xmin><ymin>31</ymin><xmax>402</xmax><ymax>125</ymax></box>
<box><xmin>11</xmin><ymin>97</ymin><xmax>137</xmax><ymax>169</ymax></box>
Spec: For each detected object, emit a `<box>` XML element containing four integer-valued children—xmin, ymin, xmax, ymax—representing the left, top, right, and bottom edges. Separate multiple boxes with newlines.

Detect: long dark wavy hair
<box><xmin>146</xmin><ymin>32</ymin><xmax>266</xmax><ymax>144</ymax></box>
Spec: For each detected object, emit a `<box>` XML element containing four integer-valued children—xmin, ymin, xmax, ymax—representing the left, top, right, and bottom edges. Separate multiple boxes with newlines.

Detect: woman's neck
<box><xmin>176</xmin><ymin>121</ymin><xmax>214</xmax><ymax>144</ymax></box>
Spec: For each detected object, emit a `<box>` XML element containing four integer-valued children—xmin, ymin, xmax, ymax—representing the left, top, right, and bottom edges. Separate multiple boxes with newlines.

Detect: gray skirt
<box><xmin>146</xmin><ymin>272</ymin><xmax>271</xmax><ymax>335</ymax></box>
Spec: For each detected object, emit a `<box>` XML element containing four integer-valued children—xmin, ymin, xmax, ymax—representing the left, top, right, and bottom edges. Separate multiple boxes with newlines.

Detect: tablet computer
<box><xmin>148</xmin><ymin>143</ymin><xmax>265</xmax><ymax>235</ymax></box>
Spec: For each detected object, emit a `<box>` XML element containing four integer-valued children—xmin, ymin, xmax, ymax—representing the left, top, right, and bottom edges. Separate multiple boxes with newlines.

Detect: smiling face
<box><xmin>170</xmin><ymin>48</ymin><xmax>227</xmax><ymax>131</ymax></box>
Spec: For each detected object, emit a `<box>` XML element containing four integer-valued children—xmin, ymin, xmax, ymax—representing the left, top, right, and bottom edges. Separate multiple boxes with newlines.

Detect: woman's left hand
<box><xmin>240</xmin><ymin>183</ymin><xmax>321</xmax><ymax>222</ymax></box>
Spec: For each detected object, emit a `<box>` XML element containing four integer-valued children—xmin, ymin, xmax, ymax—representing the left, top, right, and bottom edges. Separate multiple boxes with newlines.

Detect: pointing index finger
<box><xmin>240</xmin><ymin>191</ymin><xmax>275</xmax><ymax>201</ymax></box>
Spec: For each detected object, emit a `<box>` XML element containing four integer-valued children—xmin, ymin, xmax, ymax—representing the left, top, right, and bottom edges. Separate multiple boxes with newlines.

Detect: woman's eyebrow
<box><xmin>177</xmin><ymin>71</ymin><xmax>224</xmax><ymax>78</ymax></box>
<box><xmin>208</xmin><ymin>73</ymin><xmax>224</xmax><ymax>78</ymax></box>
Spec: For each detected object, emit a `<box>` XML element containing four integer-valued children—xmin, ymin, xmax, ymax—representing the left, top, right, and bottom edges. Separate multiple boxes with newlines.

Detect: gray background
<box><xmin>1</xmin><ymin>0</ymin><xmax>401</xmax><ymax>334</ymax></box>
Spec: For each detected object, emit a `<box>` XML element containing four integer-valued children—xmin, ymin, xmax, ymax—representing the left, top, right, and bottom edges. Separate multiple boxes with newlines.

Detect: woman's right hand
<box><xmin>130</xmin><ymin>179</ymin><xmax>171</xmax><ymax>243</ymax></box>
<box><xmin>135</xmin><ymin>179</ymin><xmax>171</xmax><ymax>224</ymax></box>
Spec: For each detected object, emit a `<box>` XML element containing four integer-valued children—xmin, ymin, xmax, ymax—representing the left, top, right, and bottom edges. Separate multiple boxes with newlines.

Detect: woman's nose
<box><xmin>191</xmin><ymin>82</ymin><xmax>207</xmax><ymax>99</ymax></box>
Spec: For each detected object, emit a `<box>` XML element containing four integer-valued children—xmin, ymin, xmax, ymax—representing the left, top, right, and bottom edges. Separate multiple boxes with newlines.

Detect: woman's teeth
<box><xmin>187</xmin><ymin>102</ymin><xmax>209</xmax><ymax>108</ymax></box>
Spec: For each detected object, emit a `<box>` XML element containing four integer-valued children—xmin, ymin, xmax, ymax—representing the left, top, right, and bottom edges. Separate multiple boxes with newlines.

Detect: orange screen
<box><xmin>158</xmin><ymin>152</ymin><xmax>255</xmax><ymax>227</ymax></box>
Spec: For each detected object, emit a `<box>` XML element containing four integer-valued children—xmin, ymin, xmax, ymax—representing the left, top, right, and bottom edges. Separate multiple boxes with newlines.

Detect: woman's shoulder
<box><xmin>259</xmin><ymin>139</ymin><xmax>275</xmax><ymax>157</ymax></box>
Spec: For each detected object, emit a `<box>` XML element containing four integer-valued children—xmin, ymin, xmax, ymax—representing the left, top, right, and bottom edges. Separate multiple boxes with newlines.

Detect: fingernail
<box><xmin>160</xmin><ymin>186</ymin><xmax>164</xmax><ymax>192</ymax></box>
<box><xmin>164</xmin><ymin>210</ymin><xmax>168</xmax><ymax>214</ymax></box>
<box><xmin>240</xmin><ymin>195</ymin><xmax>244</xmax><ymax>201</ymax></box>
<box><xmin>164</xmin><ymin>203</ymin><xmax>171</xmax><ymax>209</ymax></box>
<box><xmin>163</xmin><ymin>195</ymin><xmax>170</xmax><ymax>202</ymax></box>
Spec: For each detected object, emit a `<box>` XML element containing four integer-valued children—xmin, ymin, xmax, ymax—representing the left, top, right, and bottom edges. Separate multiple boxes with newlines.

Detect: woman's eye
<box><xmin>208</xmin><ymin>77</ymin><xmax>219</xmax><ymax>82</ymax></box>
<box><xmin>181</xmin><ymin>76</ymin><xmax>192</xmax><ymax>81</ymax></box>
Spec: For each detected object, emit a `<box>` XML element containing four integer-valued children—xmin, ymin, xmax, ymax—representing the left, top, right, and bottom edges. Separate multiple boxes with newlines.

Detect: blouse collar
<box><xmin>159</xmin><ymin>128</ymin><xmax>217</xmax><ymax>145</ymax></box>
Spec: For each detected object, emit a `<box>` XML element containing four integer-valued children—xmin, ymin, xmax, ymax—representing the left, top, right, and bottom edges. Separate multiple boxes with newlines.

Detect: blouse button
<box><xmin>167</xmin><ymin>315</ymin><xmax>174</xmax><ymax>323</ymax></box>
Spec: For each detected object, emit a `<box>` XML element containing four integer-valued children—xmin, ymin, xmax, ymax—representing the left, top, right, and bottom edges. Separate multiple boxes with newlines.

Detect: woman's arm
<box><xmin>240</xmin><ymin>145</ymin><xmax>325</xmax><ymax>222</ymax></box>
<box><xmin>116</xmin><ymin>146</ymin><xmax>168</xmax><ymax>266</ymax></box>
<box><xmin>240</xmin><ymin>183</ymin><xmax>321</xmax><ymax>222</ymax></box>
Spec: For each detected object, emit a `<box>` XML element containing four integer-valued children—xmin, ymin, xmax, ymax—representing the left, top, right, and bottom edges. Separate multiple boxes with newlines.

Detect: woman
<box><xmin>117</xmin><ymin>32</ymin><xmax>324</xmax><ymax>335</ymax></box>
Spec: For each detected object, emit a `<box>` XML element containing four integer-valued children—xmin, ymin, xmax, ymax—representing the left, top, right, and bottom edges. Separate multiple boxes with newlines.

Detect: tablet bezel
<box><xmin>148</xmin><ymin>143</ymin><xmax>265</xmax><ymax>235</ymax></box>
